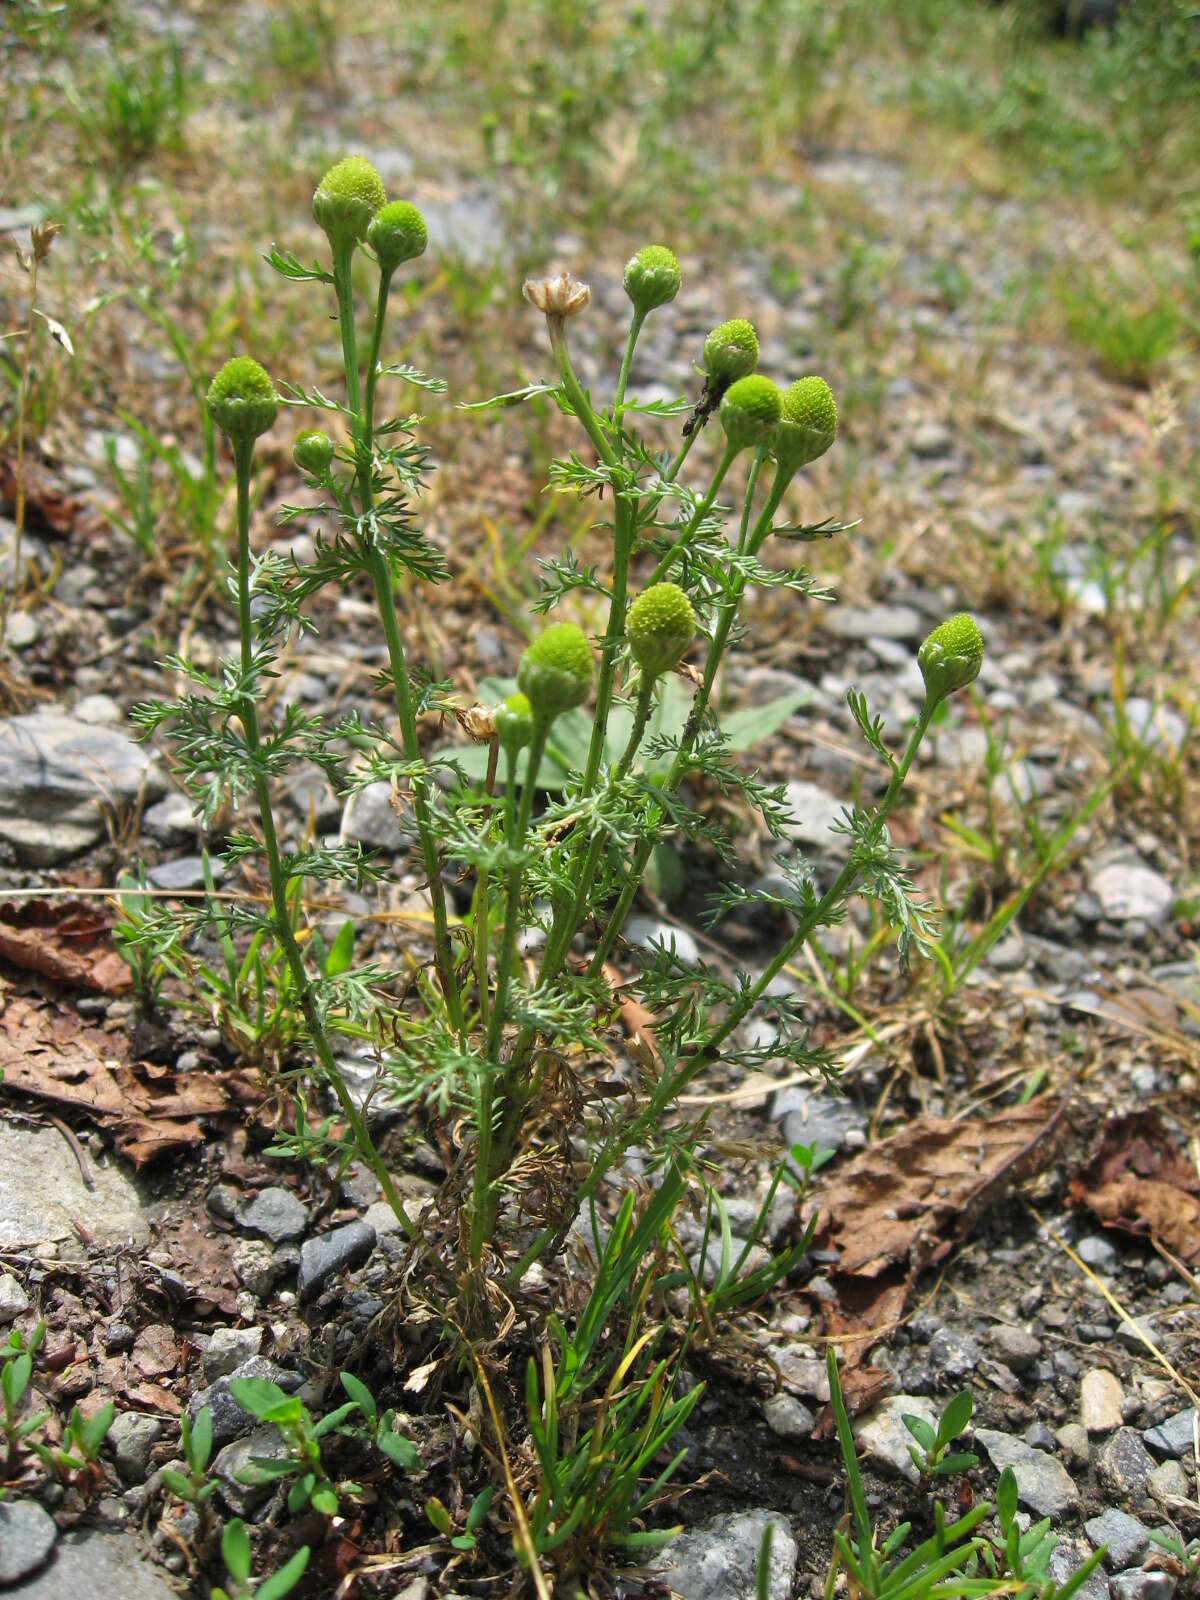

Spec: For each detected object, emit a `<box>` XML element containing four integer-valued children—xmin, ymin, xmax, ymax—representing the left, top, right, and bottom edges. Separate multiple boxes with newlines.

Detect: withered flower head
<box><xmin>522</xmin><ymin>271</ymin><xmax>591</xmax><ymax>319</ymax></box>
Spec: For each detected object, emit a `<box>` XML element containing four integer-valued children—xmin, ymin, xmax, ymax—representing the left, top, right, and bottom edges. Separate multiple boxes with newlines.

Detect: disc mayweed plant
<box><xmin>127</xmin><ymin>155</ymin><xmax>987</xmax><ymax>1578</ymax></box>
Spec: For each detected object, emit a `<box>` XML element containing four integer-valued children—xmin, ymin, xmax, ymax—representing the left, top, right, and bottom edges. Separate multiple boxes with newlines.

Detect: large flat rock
<box><xmin>0</xmin><ymin>709</ymin><xmax>165</xmax><ymax>865</ymax></box>
<box><xmin>0</xmin><ymin>1122</ymin><xmax>151</xmax><ymax>1250</ymax></box>
<box><xmin>2</xmin><ymin>1530</ymin><xmax>179</xmax><ymax>1599</ymax></box>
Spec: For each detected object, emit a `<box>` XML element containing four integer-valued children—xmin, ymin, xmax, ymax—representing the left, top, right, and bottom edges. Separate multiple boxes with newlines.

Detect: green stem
<box><xmin>233</xmin><ymin>441</ymin><xmax>416</xmax><ymax>1240</ymax></box>
<box><xmin>535</xmin><ymin>672</ymin><xmax>656</xmax><ymax>994</ymax></box>
<box><xmin>469</xmin><ymin>720</ymin><xmax>549</xmax><ymax>1267</ymax></box>
<box><xmin>509</xmin><ymin>706</ymin><xmax>935</xmax><ymax>1287</ymax></box>
<box><xmin>587</xmin><ymin>461</ymin><xmax>796</xmax><ymax>972</ymax></box>
<box><xmin>614</xmin><ymin>308</ymin><xmax>646</xmax><ymax>420</ymax></box>
<box><xmin>331</xmin><ymin>254</ymin><xmax>465</xmax><ymax>1034</ymax></box>
<box><xmin>648</xmin><ymin>442</ymin><xmax>738</xmax><ymax>585</ymax></box>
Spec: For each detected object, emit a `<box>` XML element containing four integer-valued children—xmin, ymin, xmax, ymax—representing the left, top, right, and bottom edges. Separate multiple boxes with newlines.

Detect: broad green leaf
<box><xmin>902</xmin><ymin>1413</ymin><xmax>936</xmax><ymax>1452</ymax></box>
<box><xmin>996</xmin><ymin>1465</ymin><xmax>1018</xmax><ymax>1531</ymax></box>
<box><xmin>221</xmin><ymin>1518</ymin><xmax>252</xmax><ymax>1586</ymax></box>
<box><xmin>324</xmin><ymin>919</ymin><xmax>355</xmax><ymax>977</ymax></box>
<box><xmin>339</xmin><ymin>1371</ymin><xmax>376</xmax><ymax>1424</ymax></box>
<box><xmin>720</xmin><ymin>687</ymin><xmax>811</xmax><ymax>750</ymax></box>
<box><xmin>938</xmin><ymin>1387</ymin><xmax>973</xmax><ymax>1444</ymax></box>
<box><xmin>229</xmin><ymin>1377</ymin><xmax>298</xmax><ymax>1423</ymax></box>
<box><xmin>377</xmin><ymin>1428</ymin><xmax>420</xmax><ymax>1471</ymax></box>
<box><xmin>255</xmin><ymin>1545</ymin><xmax>311</xmax><ymax>1600</ymax></box>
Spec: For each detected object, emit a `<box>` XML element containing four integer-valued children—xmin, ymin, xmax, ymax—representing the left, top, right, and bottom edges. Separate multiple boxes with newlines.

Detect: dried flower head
<box><xmin>523</xmin><ymin>271</ymin><xmax>591</xmax><ymax>320</ymax></box>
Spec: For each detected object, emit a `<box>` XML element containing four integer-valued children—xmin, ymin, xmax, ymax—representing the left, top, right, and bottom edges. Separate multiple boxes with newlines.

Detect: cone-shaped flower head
<box><xmin>367</xmin><ymin>200</ymin><xmax>427</xmax><ymax>276</ymax></box>
<box><xmin>517</xmin><ymin>623</ymin><xmax>594</xmax><ymax>721</ymax></box>
<box><xmin>917</xmin><ymin>614</ymin><xmax>984</xmax><ymax>709</ymax></box>
<box><xmin>719</xmin><ymin>374</ymin><xmax>781</xmax><ymax>452</ymax></box>
<box><xmin>494</xmin><ymin>691</ymin><xmax>534</xmax><ymax>757</ymax></box>
<box><xmin>312</xmin><ymin>156</ymin><xmax>386</xmax><ymax>253</ymax></box>
<box><xmin>623</xmin><ymin>245</ymin><xmax>681</xmax><ymax>316</ymax></box>
<box><xmin>772</xmin><ymin>376</ymin><xmax>838</xmax><ymax>474</ymax></box>
<box><xmin>206</xmin><ymin>357</ymin><xmax>278</xmax><ymax>443</ymax></box>
<box><xmin>292</xmin><ymin>428</ymin><xmax>334</xmax><ymax>475</ymax></box>
<box><xmin>627</xmin><ymin>583</ymin><xmax>696</xmax><ymax>680</ymax></box>
<box><xmin>703</xmin><ymin>318</ymin><xmax>759</xmax><ymax>386</ymax></box>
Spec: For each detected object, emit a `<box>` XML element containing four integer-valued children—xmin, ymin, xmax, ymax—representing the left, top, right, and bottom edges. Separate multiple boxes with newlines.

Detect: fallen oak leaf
<box><xmin>0</xmin><ymin>897</ymin><xmax>132</xmax><ymax>992</ymax></box>
<box><xmin>1068</xmin><ymin>1110</ymin><xmax>1200</xmax><ymax>1265</ymax></box>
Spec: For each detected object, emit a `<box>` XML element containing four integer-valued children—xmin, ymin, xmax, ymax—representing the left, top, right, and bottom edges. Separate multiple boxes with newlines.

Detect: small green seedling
<box><xmin>33</xmin><ymin>1399</ymin><xmax>115</xmax><ymax>1487</ymax></box>
<box><xmin>1</xmin><ymin>1322</ymin><xmax>49</xmax><ymax>1470</ymax></box>
<box><xmin>425</xmin><ymin>1485</ymin><xmax>494</xmax><ymax>1551</ymax></box>
<box><xmin>1147</xmin><ymin>1527</ymin><xmax>1200</xmax><ymax>1593</ymax></box>
<box><xmin>162</xmin><ymin>1406</ymin><xmax>218</xmax><ymax>1507</ymax></box>
<box><xmin>210</xmin><ymin>1517</ymin><xmax>310</xmax><ymax>1600</ymax></box>
<box><xmin>902</xmin><ymin>1387</ymin><xmax>978</xmax><ymax>1480</ymax></box>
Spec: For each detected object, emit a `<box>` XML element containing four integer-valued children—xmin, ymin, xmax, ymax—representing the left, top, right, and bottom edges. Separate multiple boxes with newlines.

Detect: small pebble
<box><xmin>1081</xmin><ymin>1368</ymin><xmax>1124</xmax><ymax>1435</ymax></box>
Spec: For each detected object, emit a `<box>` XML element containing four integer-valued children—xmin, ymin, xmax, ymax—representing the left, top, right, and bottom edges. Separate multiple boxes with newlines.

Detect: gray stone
<box><xmin>1111</xmin><ymin>1573</ymin><xmax>1176</xmax><ymax>1600</ymax></box>
<box><xmin>211</xmin><ymin>1424</ymin><xmax>288</xmax><ymax>1515</ymax></box>
<box><xmin>688</xmin><ymin>1234</ymin><xmax>770</xmax><ymax>1288</ymax></box>
<box><xmin>2</xmin><ymin>1530</ymin><xmax>179</xmax><ymax>1598</ymax></box>
<box><xmin>1115</xmin><ymin>1318</ymin><xmax>1155</xmax><ymax>1352</ymax></box>
<box><xmin>823</xmin><ymin>604</ymin><xmax>923</xmax><ymax>644</ymax></box>
<box><xmin>1143</xmin><ymin>1408</ymin><xmax>1197</xmax><ymax>1459</ymax></box>
<box><xmin>236</xmin><ymin>1187</ymin><xmax>308</xmax><ymax>1245</ymax></box>
<box><xmin>989</xmin><ymin>1324</ymin><xmax>1041</xmax><ymax>1373</ymax></box>
<box><xmin>975</xmin><ymin>1429</ymin><xmax>1081</xmax><ymax>1516</ymax></box>
<box><xmin>1084</xmin><ymin>1509</ymin><xmax>1150</xmax><ymax>1570</ymax></box>
<box><xmin>1096</xmin><ymin>1428</ymin><xmax>1157</xmax><ymax>1504</ymax></box>
<box><xmin>1088</xmin><ymin>863</ymin><xmax>1173</xmax><ymax>926</ymax></box>
<box><xmin>624</xmin><ymin>917</ymin><xmax>700</xmax><ymax>966</ymax></box>
<box><xmin>0</xmin><ymin>1499</ymin><xmax>58</xmax><ymax>1584</ymax></box>
<box><xmin>340</xmin><ymin>782</ymin><xmax>410</xmax><ymax>852</ymax></box>
<box><xmin>139</xmin><ymin>792</ymin><xmax>195</xmax><ymax>844</ymax></box>
<box><xmin>763</xmin><ymin>1393</ymin><xmax>815</xmax><ymax>1441</ymax></box>
<box><xmin>230</xmin><ymin>1239</ymin><xmax>277</xmax><ymax>1298</ymax></box>
<box><xmin>1049</xmin><ymin>1535</ymin><xmax>1113</xmax><ymax>1600</ymax></box>
<box><xmin>363</xmin><ymin>1200</ymin><xmax>408</xmax><ymax>1237</ymax></box>
<box><xmin>202</xmin><ymin>1325</ymin><xmax>263</xmax><ymax>1381</ymax></box>
<box><xmin>1148</xmin><ymin>1459</ymin><xmax>1188</xmax><ymax>1505</ymax></box>
<box><xmin>298</xmin><ymin>1221</ymin><xmax>376</xmax><ymax>1302</ymax></box>
<box><xmin>1077</xmin><ymin>1234</ymin><xmax>1119</xmax><ymax>1270</ymax></box>
<box><xmin>774</xmin><ymin>1088</ymin><xmax>867</xmax><ymax>1156</ymax></box>
<box><xmin>147</xmin><ymin>856</ymin><xmax>218</xmax><ymax>891</ymax></box>
<box><xmin>928</xmin><ymin>1326</ymin><xmax>981</xmax><ymax>1379</ymax></box>
<box><xmin>0</xmin><ymin>710</ymin><xmax>165</xmax><ymax>864</ymax></box>
<box><xmin>107</xmin><ymin>1413</ymin><xmax>162</xmax><ymax>1484</ymax></box>
<box><xmin>0</xmin><ymin>1123</ymin><xmax>150</xmax><ymax>1249</ymax></box>
<box><xmin>781</xmin><ymin>781</ymin><xmax>846</xmax><ymax>849</ymax></box>
<box><xmin>186</xmin><ymin>1357</ymin><xmax>301</xmax><ymax>1447</ymax></box>
<box><xmin>651</xmin><ymin>1509</ymin><xmax>797</xmax><ymax>1600</ymax></box>
<box><xmin>854</xmin><ymin>1396</ymin><xmax>936</xmax><ymax>1483</ymax></box>
<box><xmin>911</xmin><ymin>421</ymin><xmax>954</xmax><ymax>458</ymax></box>
<box><xmin>0</xmin><ymin>1272</ymin><xmax>30</xmax><ymax>1321</ymax></box>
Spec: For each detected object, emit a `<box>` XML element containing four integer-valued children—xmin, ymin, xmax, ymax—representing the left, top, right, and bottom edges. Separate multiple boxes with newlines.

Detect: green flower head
<box><xmin>623</xmin><ymin>245</ymin><xmax>681</xmax><ymax>316</ymax></box>
<box><xmin>292</xmin><ymin>428</ymin><xmax>335</xmax><ymax>476</ymax></box>
<box><xmin>917</xmin><ymin>614</ymin><xmax>984</xmax><ymax>708</ymax></box>
<box><xmin>517</xmin><ymin>623</ymin><xmax>594</xmax><ymax>721</ymax></box>
<box><xmin>627</xmin><ymin>583</ymin><xmax>696</xmax><ymax>680</ymax></box>
<box><xmin>494</xmin><ymin>691</ymin><xmax>534</xmax><ymax>756</ymax></box>
<box><xmin>312</xmin><ymin>156</ymin><xmax>386</xmax><ymax>253</ymax></box>
<box><xmin>771</xmin><ymin>376</ymin><xmax>838</xmax><ymax>474</ymax></box>
<box><xmin>703</xmin><ymin>318</ymin><xmax>758</xmax><ymax>386</ymax></box>
<box><xmin>206</xmin><ymin>357</ymin><xmax>278</xmax><ymax>443</ymax></box>
<box><xmin>367</xmin><ymin>200</ymin><xmax>428</xmax><ymax>276</ymax></box>
<box><xmin>719</xmin><ymin>374</ymin><xmax>781</xmax><ymax>452</ymax></box>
